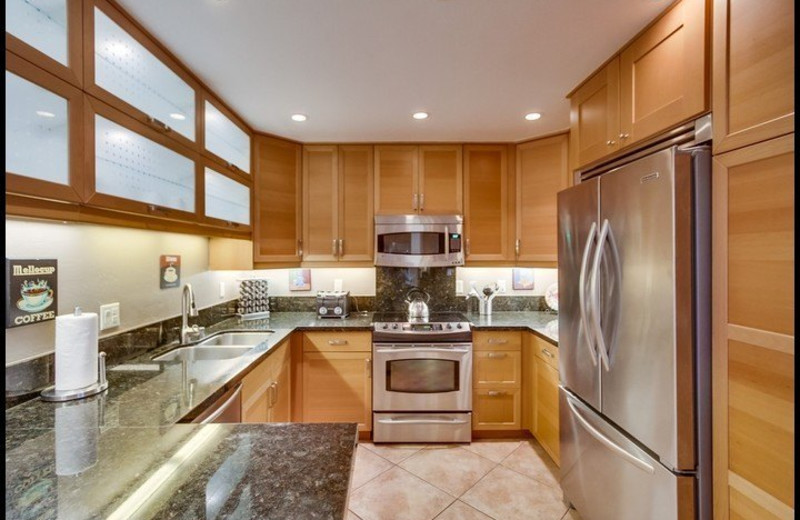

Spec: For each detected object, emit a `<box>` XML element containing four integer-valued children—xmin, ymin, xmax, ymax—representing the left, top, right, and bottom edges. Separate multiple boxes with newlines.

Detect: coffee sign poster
<box><xmin>6</xmin><ymin>259</ymin><xmax>58</xmax><ymax>329</ymax></box>
<box><xmin>160</xmin><ymin>255</ymin><xmax>181</xmax><ymax>289</ymax></box>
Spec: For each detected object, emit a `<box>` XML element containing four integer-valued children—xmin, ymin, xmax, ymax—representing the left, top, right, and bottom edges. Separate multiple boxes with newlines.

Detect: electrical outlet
<box><xmin>497</xmin><ymin>279</ymin><xmax>507</xmax><ymax>293</ymax></box>
<box><xmin>334</xmin><ymin>279</ymin><xmax>343</xmax><ymax>292</ymax></box>
<box><xmin>99</xmin><ymin>302</ymin><xmax>120</xmax><ymax>330</ymax></box>
<box><xmin>219</xmin><ymin>282</ymin><xmax>225</xmax><ymax>299</ymax></box>
<box><xmin>456</xmin><ymin>280</ymin><xmax>464</xmax><ymax>294</ymax></box>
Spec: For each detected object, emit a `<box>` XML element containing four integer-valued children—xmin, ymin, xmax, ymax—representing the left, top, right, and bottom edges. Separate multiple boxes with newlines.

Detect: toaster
<box><xmin>316</xmin><ymin>290</ymin><xmax>350</xmax><ymax>318</ymax></box>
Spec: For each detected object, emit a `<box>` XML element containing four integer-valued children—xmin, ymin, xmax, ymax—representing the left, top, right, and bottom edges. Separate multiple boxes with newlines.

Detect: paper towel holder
<box><xmin>41</xmin><ymin>351</ymin><xmax>109</xmax><ymax>402</ymax></box>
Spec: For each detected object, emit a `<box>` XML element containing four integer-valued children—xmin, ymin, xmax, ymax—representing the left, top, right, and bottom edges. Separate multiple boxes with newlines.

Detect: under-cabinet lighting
<box><xmin>525</xmin><ymin>112</ymin><xmax>542</xmax><ymax>121</ymax></box>
<box><xmin>169</xmin><ymin>113</ymin><xmax>186</xmax><ymax>121</ymax></box>
<box><xmin>412</xmin><ymin>112</ymin><xmax>429</xmax><ymax>120</ymax></box>
<box><xmin>35</xmin><ymin>110</ymin><xmax>56</xmax><ymax>118</ymax></box>
<box><xmin>291</xmin><ymin>114</ymin><xmax>307</xmax><ymax>122</ymax></box>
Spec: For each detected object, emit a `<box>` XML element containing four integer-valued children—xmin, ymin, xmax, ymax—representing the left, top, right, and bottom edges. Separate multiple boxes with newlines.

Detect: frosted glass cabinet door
<box><xmin>204</xmin><ymin>167</ymin><xmax>251</xmax><ymax>226</ymax></box>
<box><xmin>94</xmin><ymin>115</ymin><xmax>195</xmax><ymax>214</ymax></box>
<box><xmin>92</xmin><ymin>7</ymin><xmax>195</xmax><ymax>142</ymax></box>
<box><xmin>204</xmin><ymin>101</ymin><xmax>251</xmax><ymax>174</ymax></box>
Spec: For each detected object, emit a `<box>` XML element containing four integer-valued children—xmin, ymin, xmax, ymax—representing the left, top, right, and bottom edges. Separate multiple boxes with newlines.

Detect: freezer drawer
<box><xmin>373</xmin><ymin>412</ymin><xmax>472</xmax><ymax>443</ymax></box>
<box><xmin>560</xmin><ymin>388</ymin><xmax>696</xmax><ymax>520</ymax></box>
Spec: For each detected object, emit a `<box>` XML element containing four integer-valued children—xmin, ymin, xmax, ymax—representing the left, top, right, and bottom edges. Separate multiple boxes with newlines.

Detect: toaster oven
<box><xmin>316</xmin><ymin>291</ymin><xmax>350</xmax><ymax>318</ymax></box>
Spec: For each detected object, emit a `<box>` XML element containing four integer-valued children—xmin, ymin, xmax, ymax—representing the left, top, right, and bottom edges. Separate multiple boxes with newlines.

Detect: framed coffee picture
<box><xmin>160</xmin><ymin>255</ymin><xmax>181</xmax><ymax>289</ymax></box>
<box><xmin>6</xmin><ymin>259</ymin><xmax>58</xmax><ymax>329</ymax></box>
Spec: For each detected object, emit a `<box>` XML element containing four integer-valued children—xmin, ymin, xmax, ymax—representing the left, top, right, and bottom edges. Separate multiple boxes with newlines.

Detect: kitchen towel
<box><xmin>54</xmin><ymin>308</ymin><xmax>99</xmax><ymax>391</ymax></box>
<box><xmin>55</xmin><ymin>399</ymin><xmax>99</xmax><ymax>476</ymax></box>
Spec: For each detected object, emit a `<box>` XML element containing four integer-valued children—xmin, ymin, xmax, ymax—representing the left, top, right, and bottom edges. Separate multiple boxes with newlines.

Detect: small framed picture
<box><xmin>512</xmin><ymin>268</ymin><xmax>535</xmax><ymax>290</ymax></box>
<box><xmin>289</xmin><ymin>268</ymin><xmax>311</xmax><ymax>291</ymax></box>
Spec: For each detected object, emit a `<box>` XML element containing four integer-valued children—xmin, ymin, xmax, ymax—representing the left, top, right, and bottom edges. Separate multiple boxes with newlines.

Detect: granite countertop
<box><xmin>5</xmin><ymin>309</ymin><xmax>555</xmax><ymax>519</ymax></box>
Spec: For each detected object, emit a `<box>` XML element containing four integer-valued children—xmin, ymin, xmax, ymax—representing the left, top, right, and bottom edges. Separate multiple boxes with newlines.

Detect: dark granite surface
<box><xmin>466</xmin><ymin>311</ymin><xmax>559</xmax><ymax>345</ymax></box>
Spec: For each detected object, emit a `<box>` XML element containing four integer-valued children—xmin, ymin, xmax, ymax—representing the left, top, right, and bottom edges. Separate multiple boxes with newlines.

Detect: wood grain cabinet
<box><xmin>242</xmin><ymin>339</ymin><xmax>291</xmax><ymax>423</ymax></box>
<box><xmin>532</xmin><ymin>337</ymin><xmax>560</xmax><ymax>466</ymax></box>
<box><xmin>374</xmin><ymin>145</ymin><xmax>462</xmax><ymax>215</ymax></box>
<box><xmin>515</xmin><ymin>133</ymin><xmax>569</xmax><ymax>266</ymax></box>
<box><xmin>302</xmin><ymin>145</ymin><xmax>373</xmax><ymax>264</ymax></box>
<box><xmin>463</xmin><ymin>145</ymin><xmax>513</xmax><ymax>263</ymax></box>
<box><xmin>472</xmin><ymin>331</ymin><xmax>522</xmax><ymax>430</ymax></box>
<box><xmin>569</xmin><ymin>0</ymin><xmax>707</xmax><ymax>170</ymax></box>
<box><xmin>712</xmin><ymin>0</ymin><xmax>794</xmax><ymax>153</ymax></box>
<box><xmin>253</xmin><ymin>135</ymin><xmax>302</xmax><ymax>265</ymax></box>
<box><xmin>712</xmin><ymin>134</ymin><xmax>794</xmax><ymax>520</ymax></box>
<box><xmin>301</xmin><ymin>332</ymin><xmax>372</xmax><ymax>432</ymax></box>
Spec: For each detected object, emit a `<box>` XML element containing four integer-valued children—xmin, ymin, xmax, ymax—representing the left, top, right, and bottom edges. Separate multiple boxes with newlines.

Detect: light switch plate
<box><xmin>456</xmin><ymin>280</ymin><xmax>464</xmax><ymax>294</ymax></box>
<box><xmin>497</xmin><ymin>280</ymin><xmax>507</xmax><ymax>293</ymax></box>
<box><xmin>99</xmin><ymin>302</ymin><xmax>120</xmax><ymax>330</ymax></box>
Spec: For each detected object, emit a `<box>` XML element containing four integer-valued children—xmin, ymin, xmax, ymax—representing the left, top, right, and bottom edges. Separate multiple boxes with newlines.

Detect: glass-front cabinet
<box><xmin>5</xmin><ymin>0</ymin><xmax>82</xmax><ymax>86</ymax></box>
<box><xmin>203</xmin><ymin>165</ymin><xmax>251</xmax><ymax>228</ymax></box>
<box><xmin>204</xmin><ymin>99</ymin><xmax>251</xmax><ymax>174</ymax></box>
<box><xmin>5</xmin><ymin>52</ymin><xmax>83</xmax><ymax>201</ymax></box>
<box><xmin>87</xmin><ymin>1</ymin><xmax>199</xmax><ymax>149</ymax></box>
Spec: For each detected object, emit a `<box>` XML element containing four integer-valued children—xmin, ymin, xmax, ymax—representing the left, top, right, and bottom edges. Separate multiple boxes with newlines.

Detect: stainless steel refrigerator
<box><xmin>557</xmin><ymin>117</ymin><xmax>712</xmax><ymax>520</ymax></box>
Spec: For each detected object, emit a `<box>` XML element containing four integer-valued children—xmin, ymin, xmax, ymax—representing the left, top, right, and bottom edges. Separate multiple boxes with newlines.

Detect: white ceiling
<box><xmin>116</xmin><ymin>0</ymin><xmax>668</xmax><ymax>143</ymax></box>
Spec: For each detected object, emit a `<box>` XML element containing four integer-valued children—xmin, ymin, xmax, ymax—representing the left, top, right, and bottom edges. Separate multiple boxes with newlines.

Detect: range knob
<box><xmin>391</xmin><ymin>324</ymin><xmax>399</xmax><ymax>330</ymax></box>
<box><xmin>334</xmin><ymin>306</ymin><xmax>342</xmax><ymax>315</ymax></box>
<box><xmin>319</xmin><ymin>307</ymin><xmax>328</xmax><ymax>315</ymax></box>
<box><xmin>456</xmin><ymin>323</ymin><xmax>463</xmax><ymax>329</ymax></box>
<box><xmin>381</xmin><ymin>324</ymin><xmax>388</xmax><ymax>329</ymax></box>
<box><xmin>446</xmin><ymin>323</ymin><xmax>453</xmax><ymax>329</ymax></box>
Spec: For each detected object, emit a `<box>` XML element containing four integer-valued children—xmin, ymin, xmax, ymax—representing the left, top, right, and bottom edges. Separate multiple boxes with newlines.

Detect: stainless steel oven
<box><xmin>374</xmin><ymin>215</ymin><xmax>464</xmax><ymax>268</ymax></box>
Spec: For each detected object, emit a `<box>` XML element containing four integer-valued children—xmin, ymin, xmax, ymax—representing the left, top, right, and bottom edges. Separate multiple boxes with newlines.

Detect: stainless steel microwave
<box><xmin>374</xmin><ymin>215</ymin><xmax>464</xmax><ymax>268</ymax></box>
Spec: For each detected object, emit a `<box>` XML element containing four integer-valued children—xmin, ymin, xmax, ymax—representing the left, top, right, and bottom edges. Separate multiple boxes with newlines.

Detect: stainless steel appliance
<box><xmin>374</xmin><ymin>215</ymin><xmax>464</xmax><ymax>268</ymax></box>
<box><xmin>557</xmin><ymin>117</ymin><xmax>712</xmax><ymax>520</ymax></box>
<box><xmin>189</xmin><ymin>384</ymin><xmax>242</xmax><ymax>424</ymax></box>
<box><xmin>315</xmin><ymin>290</ymin><xmax>350</xmax><ymax>318</ymax></box>
<box><xmin>372</xmin><ymin>312</ymin><xmax>472</xmax><ymax>443</ymax></box>
<box><xmin>404</xmin><ymin>287</ymin><xmax>430</xmax><ymax>319</ymax></box>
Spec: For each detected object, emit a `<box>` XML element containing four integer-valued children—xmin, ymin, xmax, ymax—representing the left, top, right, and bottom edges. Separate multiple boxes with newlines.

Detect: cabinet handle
<box><xmin>412</xmin><ymin>193</ymin><xmax>418</xmax><ymax>210</ymax></box>
<box><xmin>515</xmin><ymin>239</ymin><xmax>520</xmax><ymax>257</ymax></box>
<box><xmin>619</xmin><ymin>133</ymin><xmax>629</xmax><ymax>140</ymax></box>
<box><xmin>487</xmin><ymin>352</ymin><xmax>508</xmax><ymax>359</ymax></box>
<box><xmin>226</xmin><ymin>162</ymin><xmax>239</xmax><ymax>172</ymax></box>
<box><xmin>466</xmin><ymin>238</ymin><xmax>470</xmax><ymax>256</ymax></box>
<box><xmin>606</xmin><ymin>140</ymin><xmax>616</xmax><ymax>146</ymax></box>
<box><xmin>366</xmin><ymin>358</ymin><xmax>372</xmax><ymax>378</ymax></box>
<box><xmin>487</xmin><ymin>338</ymin><xmax>508</xmax><ymax>345</ymax></box>
<box><xmin>332</xmin><ymin>239</ymin><xmax>338</xmax><ymax>257</ymax></box>
<box><xmin>267</xmin><ymin>382</ymin><xmax>275</xmax><ymax>409</ymax></box>
<box><xmin>147</xmin><ymin>204</ymin><xmax>167</xmax><ymax>215</ymax></box>
<box><xmin>297</xmin><ymin>239</ymin><xmax>303</xmax><ymax>257</ymax></box>
<box><xmin>147</xmin><ymin>116</ymin><xmax>171</xmax><ymax>133</ymax></box>
<box><xmin>328</xmin><ymin>339</ymin><xmax>348</xmax><ymax>346</ymax></box>
<box><xmin>338</xmin><ymin>239</ymin><xmax>343</xmax><ymax>258</ymax></box>
<box><xmin>419</xmin><ymin>193</ymin><xmax>424</xmax><ymax>211</ymax></box>
<box><xmin>226</xmin><ymin>221</ymin><xmax>239</xmax><ymax>228</ymax></box>
<box><xmin>541</xmin><ymin>348</ymin><xmax>554</xmax><ymax>358</ymax></box>
<box><xmin>487</xmin><ymin>390</ymin><xmax>507</xmax><ymax>397</ymax></box>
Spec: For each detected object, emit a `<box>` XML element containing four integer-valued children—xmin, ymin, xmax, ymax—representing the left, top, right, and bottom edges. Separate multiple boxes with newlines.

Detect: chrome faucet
<box><xmin>180</xmin><ymin>283</ymin><xmax>203</xmax><ymax>344</ymax></box>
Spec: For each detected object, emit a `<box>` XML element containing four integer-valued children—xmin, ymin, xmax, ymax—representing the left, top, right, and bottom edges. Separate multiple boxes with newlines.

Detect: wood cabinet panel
<box><xmin>713</xmin><ymin>0</ymin><xmax>795</xmax><ymax>153</ymax></box>
<box><xmin>374</xmin><ymin>146</ymin><xmax>418</xmax><ymax>215</ymax></box>
<box><xmin>418</xmin><ymin>145</ymin><xmax>462</xmax><ymax>214</ymax></box>
<box><xmin>473</xmin><ymin>388</ymin><xmax>521</xmax><ymax>430</ymax></box>
<box><xmin>463</xmin><ymin>145</ymin><xmax>511</xmax><ymax>262</ymax></box>
<box><xmin>533</xmin><ymin>338</ymin><xmax>559</xmax><ymax>370</ymax></box>
<box><xmin>302</xmin><ymin>331</ymin><xmax>372</xmax><ymax>353</ymax></box>
<box><xmin>241</xmin><ymin>340</ymin><xmax>291</xmax><ymax>424</ymax></box>
<box><xmin>303</xmin><ymin>145</ymin><xmax>338</xmax><ymax>262</ymax></box>
<box><xmin>302</xmin><ymin>351</ymin><xmax>372</xmax><ymax>431</ymax></box>
<box><xmin>569</xmin><ymin>59</ymin><xmax>620</xmax><ymax>169</ymax></box>
<box><xmin>619</xmin><ymin>0</ymin><xmax>707</xmax><ymax>145</ymax></box>
<box><xmin>515</xmin><ymin>134</ymin><xmax>569</xmax><ymax>264</ymax></box>
<box><xmin>473</xmin><ymin>331</ymin><xmax>522</xmax><ymax>351</ymax></box>
<box><xmin>253</xmin><ymin>135</ymin><xmax>302</xmax><ymax>264</ymax></box>
<box><xmin>474</xmin><ymin>351</ymin><xmax>521</xmax><ymax>388</ymax></box>
<box><xmin>269</xmin><ymin>341</ymin><xmax>292</xmax><ymax>422</ymax></box>
<box><xmin>534</xmin><ymin>356</ymin><xmax>560</xmax><ymax>465</ymax></box>
<box><xmin>339</xmin><ymin>145</ymin><xmax>374</xmax><ymax>262</ymax></box>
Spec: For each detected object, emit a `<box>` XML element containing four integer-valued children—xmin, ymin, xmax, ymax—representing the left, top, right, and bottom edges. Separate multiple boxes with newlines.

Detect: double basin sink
<box><xmin>153</xmin><ymin>331</ymin><xmax>275</xmax><ymax>362</ymax></box>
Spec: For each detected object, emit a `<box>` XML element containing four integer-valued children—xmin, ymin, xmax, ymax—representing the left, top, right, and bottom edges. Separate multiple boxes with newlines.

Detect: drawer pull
<box><xmin>328</xmin><ymin>339</ymin><xmax>348</xmax><ymax>346</ymax></box>
<box><xmin>487</xmin><ymin>338</ymin><xmax>508</xmax><ymax>345</ymax></box>
<box><xmin>541</xmin><ymin>348</ymin><xmax>554</xmax><ymax>358</ymax></box>
<box><xmin>486</xmin><ymin>352</ymin><xmax>507</xmax><ymax>359</ymax></box>
<box><xmin>366</xmin><ymin>358</ymin><xmax>371</xmax><ymax>378</ymax></box>
<box><xmin>487</xmin><ymin>390</ymin><xmax>507</xmax><ymax>397</ymax></box>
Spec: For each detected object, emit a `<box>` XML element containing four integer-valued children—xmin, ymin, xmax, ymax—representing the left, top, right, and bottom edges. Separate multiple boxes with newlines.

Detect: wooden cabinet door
<box><xmin>712</xmin><ymin>0</ymin><xmax>794</xmax><ymax>153</ymax></box>
<box><xmin>474</xmin><ymin>351</ymin><xmax>522</xmax><ymax>388</ymax></box>
<box><xmin>473</xmin><ymin>388</ymin><xmax>521</xmax><ymax>430</ymax></box>
<box><xmin>463</xmin><ymin>145</ymin><xmax>511</xmax><ymax>262</ymax></box>
<box><xmin>253</xmin><ymin>135</ymin><xmax>302</xmax><ymax>264</ymax></box>
<box><xmin>534</xmin><ymin>356</ymin><xmax>560</xmax><ymax>466</ymax></box>
<box><xmin>569</xmin><ymin>58</ymin><xmax>620</xmax><ymax>169</ymax></box>
<box><xmin>241</xmin><ymin>353</ymin><xmax>276</xmax><ymax>424</ymax></box>
<box><xmin>419</xmin><ymin>145</ymin><xmax>462</xmax><ymax>214</ymax></box>
<box><xmin>374</xmin><ymin>145</ymin><xmax>418</xmax><ymax>215</ymax></box>
<box><xmin>619</xmin><ymin>0</ymin><xmax>707</xmax><ymax>147</ymax></box>
<box><xmin>269</xmin><ymin>342</ymin><xmax>292</xmax><ymax>423</ymax></box>
<box><xmin>303</xmin><ymin>145</ymin><xmax>339</xmax><ymax>262</ymax></box>
<box><xmin>302</xmin><ymin>351</ymin><xmax>372</xmax><ymax>432</ymax></box>
<box><xmin>516</xmin><ymin>134</ymin><xmax>569</xmax><ymax>265</ymax></box>
<box><xmin>712</xmin><ymin>135</ymin><xmax>794</xmax><ymax>520</ymax></box>
<box><xmin>339</xmin><ymin>145</ymin><xmax>374</xmax><ymax>262</ymax></box>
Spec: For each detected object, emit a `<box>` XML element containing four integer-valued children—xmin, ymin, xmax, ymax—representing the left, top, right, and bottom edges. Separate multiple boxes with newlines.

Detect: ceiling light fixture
<box><xmin>412</xmin><ymin>112</ymin><xmax>429</xmax><ymax>120</ymax></box>
<box><xmin>169</xmin><ymin>113</ymin><xmax>186</xmax><ymax>121</ymax></box>
<box><xmin>525</xmin><ymin>112</ymin><xmax>542</xmax><ymax>121</ymax></box>
<box><xmin>35</xmin><ymin>110</ymin><xmax>56</xmax><ymax>118</ymax></box>
<box><xmin>291</xmin><ymin>114</ymin><xmax>307</xmax><ymax>122</ymax></box>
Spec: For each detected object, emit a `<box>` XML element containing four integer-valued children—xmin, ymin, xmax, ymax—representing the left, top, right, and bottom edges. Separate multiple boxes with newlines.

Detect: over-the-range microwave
<box><xmin>374</xmin><ymin>215</ymin><xmax>464</xmax><ymax>268</ymax></box>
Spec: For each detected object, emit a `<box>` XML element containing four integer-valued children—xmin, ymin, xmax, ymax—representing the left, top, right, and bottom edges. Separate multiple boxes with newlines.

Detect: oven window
<box><xmin>377</xmin><ymin>232</ymin><xmax>445</xmax><ymax>255</ymax></box>
<box><xmin>386</xmin><ymin>359</ymin><xmax>459</xmax><ymax>393</ymax></box>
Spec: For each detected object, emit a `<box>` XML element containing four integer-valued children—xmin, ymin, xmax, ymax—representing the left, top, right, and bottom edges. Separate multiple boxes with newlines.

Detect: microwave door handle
<box><xmin>579</xmin><ymin>221</ymin><xmax>599</xmax><ymax>366</ymax></box>
<box><xmin>590</xmin><ymin>219</ymin><xmax>611</xmax><ymax>371</ymax></box>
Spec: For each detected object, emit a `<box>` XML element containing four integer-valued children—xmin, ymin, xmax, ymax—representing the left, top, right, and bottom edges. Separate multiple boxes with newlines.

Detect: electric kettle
<box><xmin>405</xmin><ymin>288</ymin><xmax>430</xmax><ymax>319</ymax></box>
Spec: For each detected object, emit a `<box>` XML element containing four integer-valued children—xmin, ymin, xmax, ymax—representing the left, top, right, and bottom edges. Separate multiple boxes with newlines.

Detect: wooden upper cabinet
<box><xmin>375</xmin><ymin>145</ymin><xmax>461</xmax><ymax>215</ymax></box>
<box><xmin>5</xmin><ymin>51</ymin><xmax>85</xmax><ymax>203</ymax></box>
<box><xmin>303</xmin><ymin>145</ymin><xmax>339</xmax><ymax>262</ymax></box>
<box><xmin>6</xmin><ymin>0</ymin><xmax>83</xmax><ymax>87</ymax></box>
<box><xmin>515</xmin><ymin>134</ymin><xmax>569</xmax><ymax>265</ymax></box>
<box><xmin>201</xmin><ymin>159</ymin><xmax>252</xmax><ymax>232</ymax></box>
<box><xmin>203</xmin><ymin>95</ymin><xmax>252</xmax><ymax>176</ymax></box>
<box><xmin>569</xmin><ymin>59</ymin><xmax>621</xmax><ymax>169</ymax></box>
<box><xmin>418</xmin><ymin>145</ymin><xmax>463</xmax><ymax>214</ymax></box>
<box><xmin>253</xmin><ymin>135</ymin><xmax>302</xmax><ymax>264</ymax></box>
<box><xmin>83</xmin><ymin>0</ymin><xmax>201</xmax><ymax>151</ymax></box>
<box><xmin>338</xmin><ymin>145</ymin><xmax>374</xmax><ymax>262</ymax></box>
<box><xmin>619</xmin><ymin>0</ymin><xmax>707</xmax><ymax>145</ymax></box>
<box><xmin>712</xmin><ymin>0</ymin><xmax>794</xmax><ymax>153</ymax></box>
<box><xmin>463</xmin><ymin>145</ymin><xmax>511</xmax><ymax>263</ymax></box>
<box><xmin>374</xmin><ymin>145</ymin><xmax>418</xmax><ymax>214</ymax></box>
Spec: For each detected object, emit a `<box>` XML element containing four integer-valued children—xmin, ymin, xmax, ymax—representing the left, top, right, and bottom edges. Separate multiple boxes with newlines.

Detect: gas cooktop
<box><xmin>371</xmin><ymin>311</ymin><xmax>469</xmax><ymax>323</ymax></box>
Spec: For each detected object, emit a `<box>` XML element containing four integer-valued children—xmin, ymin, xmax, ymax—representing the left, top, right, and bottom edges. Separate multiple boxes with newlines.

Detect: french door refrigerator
<box><xmin>557</xmin><ymin>119</ymin><xmax>712</xmax><ymax>520</ymax></box>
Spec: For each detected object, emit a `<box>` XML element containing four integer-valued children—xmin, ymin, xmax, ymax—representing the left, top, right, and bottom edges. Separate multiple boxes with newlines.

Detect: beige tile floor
<box><xmin>346</xmin><ymin>439</ymin><xmax>582</xmax><ymax>520</ymax></box>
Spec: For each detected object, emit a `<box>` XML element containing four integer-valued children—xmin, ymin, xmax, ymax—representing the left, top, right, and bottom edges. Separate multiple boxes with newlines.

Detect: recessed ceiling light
<box><xmin>169</xmin><ymin>113</ymin><xmax>186</xmax><ymax>121</ymax></box>
<box><xmin>291</xmin><ymin>114</ymin><xmax>307</xmax><ymax>122</ymax></box>
<box><xmin>35</xmin><ymin>110</ymin><xmax>56</xmax><ymax>118</ymax></box>
<box><xmin>412</xmin><ymin>112</ymin><xmax>429</xmax><ymax>120</ymax></box>
<box><xmin>525</xmin><ymin>112</ymin><xmax>542</xmax><ymax>121</ymax></box>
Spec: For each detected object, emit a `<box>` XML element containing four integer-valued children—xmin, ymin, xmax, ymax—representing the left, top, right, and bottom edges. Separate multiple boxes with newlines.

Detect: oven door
<box><xmin>373</xmin><ymin>343</ymin><xmax>472</xmax><ymax>412</ymax></box>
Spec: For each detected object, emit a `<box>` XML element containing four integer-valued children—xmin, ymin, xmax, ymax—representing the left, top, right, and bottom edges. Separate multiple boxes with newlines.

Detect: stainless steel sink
<box><xmin>152</xmin><ymin>331</ymin><xmax>274</xmax><ymax>362</ymax></box>
<box><xmin>195</xmin><ymin>331</ymin><xmax>274</xmax><ymax>347</ymax></box>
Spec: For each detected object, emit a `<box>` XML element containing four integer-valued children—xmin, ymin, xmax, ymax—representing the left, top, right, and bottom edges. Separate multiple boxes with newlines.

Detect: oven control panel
<box><xmin>372</xmin><ymin>321</ymin><xmax>472</xmax><ymax>342</ymax></box>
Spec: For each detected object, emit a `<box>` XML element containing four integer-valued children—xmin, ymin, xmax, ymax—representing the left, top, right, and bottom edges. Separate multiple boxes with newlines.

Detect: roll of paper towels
<box><xmin>55</xmin><ymin>399</ymin><xmax>99</xmax><ymax>476</ymax></box>
<box><xmin>55</xmin><ymin>308</ymin><xmax>99</xmax><ymax>392</ymax></box>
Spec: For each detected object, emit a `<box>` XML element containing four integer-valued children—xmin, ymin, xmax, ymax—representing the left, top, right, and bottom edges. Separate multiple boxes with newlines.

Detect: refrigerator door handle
<box><xmin>566</xmin><ymin>394</ymin><xmax>655</xmax><ymax>474</ymax></box>
<box><xmin>578</xmin><ymin>221</ymin><xmax>599</xmax><ymax>366</ymax></box>
<box><xmin>590</xmin><ymin>219</ymin><xmax>612</xmax><ymax>370</ymax></box>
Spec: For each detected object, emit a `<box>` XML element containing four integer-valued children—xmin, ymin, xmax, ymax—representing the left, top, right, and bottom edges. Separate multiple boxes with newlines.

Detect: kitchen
<box><xmin>4</xmin><ymin>0</ymin><xmax>794</xmax><ymax>519</ymax></box>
